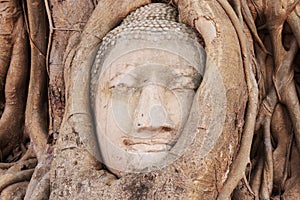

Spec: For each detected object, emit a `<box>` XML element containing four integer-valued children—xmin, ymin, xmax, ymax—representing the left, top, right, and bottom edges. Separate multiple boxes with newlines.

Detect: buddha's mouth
<box><xmin>123</xmin><ymin>138</ymin><xmax>173</xmax><ymax>152</ymax></box>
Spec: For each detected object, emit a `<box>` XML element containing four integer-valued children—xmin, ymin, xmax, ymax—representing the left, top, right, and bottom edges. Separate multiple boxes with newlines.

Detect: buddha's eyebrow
<box><xmin>171</xmin><ymin>66</ymin><xmax>200</xmax><ymax>76</ymax></box>
<box><xmin>110</xmin><ymin>71</ymin><xmax>138</xmax><ymax>82</ymax></box>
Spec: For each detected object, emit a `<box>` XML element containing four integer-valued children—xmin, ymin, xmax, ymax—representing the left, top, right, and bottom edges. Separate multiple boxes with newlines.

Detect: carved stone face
<box><xmin>94</xmin><ymin>48</ymin><xmax>203</xmax><ymax>176</ymax></box>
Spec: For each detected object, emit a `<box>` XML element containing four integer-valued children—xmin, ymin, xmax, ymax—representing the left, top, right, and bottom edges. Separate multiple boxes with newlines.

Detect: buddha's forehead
<box><xmin>100</xmin><ymin>48</ymin><xmax>200</xmax><ymax>78</ymax></box>
<box><xmin>109</xmin><ymin>49</ymin><xmax>192</xmax><ymax>68</ymax></box>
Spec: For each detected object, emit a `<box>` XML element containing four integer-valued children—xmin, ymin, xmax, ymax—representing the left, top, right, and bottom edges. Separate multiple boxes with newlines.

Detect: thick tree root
<box><xmin>216</xmin><ymin>0</ymin><xmax>259</xmax><ymax>199</ymax></box>
<box><xmin>0</xmin><ymin>169</ymin><xmax>34</xmax><ymax>191</ymax></box>
<box><xmin>240</xmin><ymin>0</ymin><xmax>269</xmax><ymax>54</ymax></box>
<box><xmin>24</xmin><ymin>153</ymin><xmax>52</xmax><ymax>200</ymax></box>
<box><xmin>0</xmin><ymin>157</ymin><xmax>37</xmax><ymax>193</ymax></box>
<box><xmin>264</xmin><ymin>0</ymin><xmax>300</xmax><ymax>154</ymax></box>
<box><xmin>22</xmin><ymin>0</ymin><xmax>51</xmax><ymax>198</ymax></box>
<box><xmin>0</xmin><ymin>181</ymin><xmax>29</xmax><ymax>200</ymax></box>
<box><xmin>247</xmin><ymin>0</ymin><xmax>299</xmax><ymax>199</ymax></box>
<box><xmin>24</xmin><ymin>0</ymin><xmax>48</xmax><ymax>161</ymax></box>
<box><xmin>281</xmin><ymin>134</ymin><xmax>293</xmax><ymax>190</ymax></box>
<box><xmin>27</xmin><ymin>172</ymin><xmax>50</xmax><ymax>200</ymax></box>
<box><xmin>250</xmin><ymin>155</ymin><xmax>264</xmax><ymax>199</ymax></box>
<box><xmin>0</xmin><ymin>156</ymin><xmax>38</xmax><ymax>196</ymax></box>
<box><xmin>217</xmin><ymin>0</ymin><xmax>300</xmax><ymax>199</ymax></box>
<box><xmin>260</xmin><ymin>117</ymin><xmax>273</xmax><ymax>199</ymax></box>
<box><xmin>0</xmin><ymin>0</ymin><xmax>50</xmax><ymax>197</ymax></box>
<box><xmin>0</xmin><ymin>0</ymin><xmax>28</xmax><ymax>159</ymax></box>
<box><xmin>0</xmin><ymin>159</ymin><xmax>37</xmax><ymax>171</ymax></box>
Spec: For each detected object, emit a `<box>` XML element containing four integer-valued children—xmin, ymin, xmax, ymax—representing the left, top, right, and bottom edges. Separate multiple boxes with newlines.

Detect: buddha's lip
<box><xmin>130</xmin><ymin>143</ymin><xmax>172</xmax><ymax>152</ymax></box>
<box><xmin>122</xmin><ymin>138</ymin><xmax>173</xmax><ymax>152</ymax></box>
<box><xmin>123</xmin><ymin>138</ymin><xmax>170</xmax><ymax>145</ymax></box>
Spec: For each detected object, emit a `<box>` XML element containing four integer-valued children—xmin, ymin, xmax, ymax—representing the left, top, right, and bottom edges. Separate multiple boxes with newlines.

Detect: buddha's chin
<box><xmin>106</xmin><ymin>150</ymin><xmax>170</xmax><ymax>178</ymax></box>
<box><xmin>99</xmin><ymin>136</ymin><xmax>174</xmax><ymax>177</ymax></box>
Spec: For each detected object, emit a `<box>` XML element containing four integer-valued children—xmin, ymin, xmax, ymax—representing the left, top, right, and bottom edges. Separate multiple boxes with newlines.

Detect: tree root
<box><xmin>219</xmin><ymin>1</ymin><xmax>299</xmax><ymax>198</ymax></box>
<box><xmin>255</xmin><ymin>89</ymin><xmax>277</xmax><ymax>131</ymax></box>
<box><xmin>264</xmin><ymin>0</ymin><xmax>300</xmax><ymax>154</ymax></box>
<box><xmin>0</xmin><ymin>145</ymin><xmax>36</xmax><ymax>171</ymax></box>
<box><xmin>250</xmin><ymin>155</ymin><xmax>263</xmax><ymax>199</ymax></box>
<box><xmin>24</xmin><ymin>0</ymin><xmax>48</xmax><ymax>161</ymax></box>
<box><xmin>260</xmin><ymin>117</ymin><xmax>273</xmax><ymax>199</ymax></box>
<box><xmin>24</xmin><ymin>153</ymin><xmax>52</xmax><ymax>200</ymax></box>
<box><xmin>27</xmin><ymin>172</ymin><xmax>50</xmax><ymax>200</ymax></box>
<box><xmin>243</xmin><ymin>173</ymin><xmax>255</xmax><ymax>196</ymax></box>
<box><xmin>281</xmin><ymin>134</ymin><xmax>293</xmax><ymax>190</ymax></box>
<box><xmin>231</xmin><ymin>0</ymin><xmax>243</xmax><ymax>22</ymax></box>
<box><xmin>0</xmin><ymin>181</ymin><xmax>29</xmax><ymax>200</ymax></box>
<box><xmin>281</xmin><ymin>142</ymin><xmax>300</xmax><ymax>199</ymax></box>
<box><xmin>0</xmin><ymin>157</ymin><xmax>37</xmax><ymax>196</ymax></box>
<box><xmin>0</xmin><ymin>0</ymin><xmax>50</xmax><ymax>198</ymax></box>
<box><xmin>287</xmin><ymin>9</ymin><xmax>300</xmax><ymax>46</ymax></box>
<box><xmin>0</xmin><ymin>169</ymin><xmax>34</xmax><ymax>191</ymax></box>
<box><xmin>0</xmin><ymin>0</ymin><xmax>29</xmax><ymax>159</ymax></box>
<box><xmin>270</xmin><ymin>104</ymin><xmax>292</xmax><ymax>194</ymax></box>
<box><xmin>250</xmin><ymin>1</ymin><xmax>299</xmax><ymax>198</ymax></box>
<box><xmin>241</xmin><ymin>0</ymin><xmax>269</xmax><ymax>54</ymax></box>
<box><xmin>216</xmin><ymin>0</ymin><xmax>259</xmax><ymax>199</ymax></box>
<box><xmin>23</xmin><ymin>1</ymin><xmax>51</xmax><ymax>198</ymax></box>
<box><xmin>0</xmin><ymin>157</ymin><xmax>37</xmax><ymax>194</ymax></box>
<box><xmin>3</xmin><ymin>159</ymin><xmax>37</xmax><ymax>173</ymax></box>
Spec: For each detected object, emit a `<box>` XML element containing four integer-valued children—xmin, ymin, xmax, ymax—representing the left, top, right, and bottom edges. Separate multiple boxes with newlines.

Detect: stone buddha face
<box><xmin>90</xmin><ymin>3</ymin><xmax>206</xmax><ymax>177</ymax></box>
<box><xmin>93</xmin><ymin>48</ymin><xmax>204</xmax><ymax>176</ymax></box>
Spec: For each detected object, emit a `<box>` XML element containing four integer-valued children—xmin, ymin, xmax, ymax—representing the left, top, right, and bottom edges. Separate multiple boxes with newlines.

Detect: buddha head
<box><xmin>90</xmin><ymin>3</ymin><xmax>206</xmax><ymax>176</ymax></box>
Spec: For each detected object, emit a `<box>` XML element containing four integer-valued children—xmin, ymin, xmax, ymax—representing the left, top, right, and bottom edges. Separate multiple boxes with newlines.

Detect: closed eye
<box><xmin>109</xmin><ymin>74</ymin><xmax>138</xmax><ymax>90</ymax></box>
<box><xmin>109</xmin><ymin>82</ymin><xmax>132</xmax><ymax>90</ymax></box>
<box><xmin>169</xmin><ymin>78</ymin><xmax>199</xmax><ymax>91</ymax></box>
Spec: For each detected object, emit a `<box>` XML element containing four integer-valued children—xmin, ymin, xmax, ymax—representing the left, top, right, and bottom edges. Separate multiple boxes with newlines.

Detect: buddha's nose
<box><xmin>133</xmin><ymin>85</ymin><xmax>173</xmax><ymax>136</ymax></box>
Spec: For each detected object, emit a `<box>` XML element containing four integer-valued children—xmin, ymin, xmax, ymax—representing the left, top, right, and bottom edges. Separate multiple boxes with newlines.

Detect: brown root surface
<box><xmin>0</xmin><ymin>0</ymin><xmax>28</xmax><ymax>159</ymax></box>
<box><xmin>232</xmin><ymin>0</ymin><xmax>300</xmax><ymax>199</ymax></box>
<box><xmin>0</xmin><ymin>169</ymin><xmax>34</xmax><ymax>191</ymax></box>
<box><xmin>24</xmin><ymin>0</ymin><xmax>48</xmax><ymax>161</ymax></box>
<box><xmin>214</xmin><ymin>0</ymin><xmax>259</xmax><ymax>199</ymax></box>
<box><xmin>0</xmin><ymin>181</ymin><xmax>29</xmax><ymax>200</ymax></box>
<box><xmin>0</xmin><ymin>158</ymin><xmax>37</xmax><ymax>194</ymax></box>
